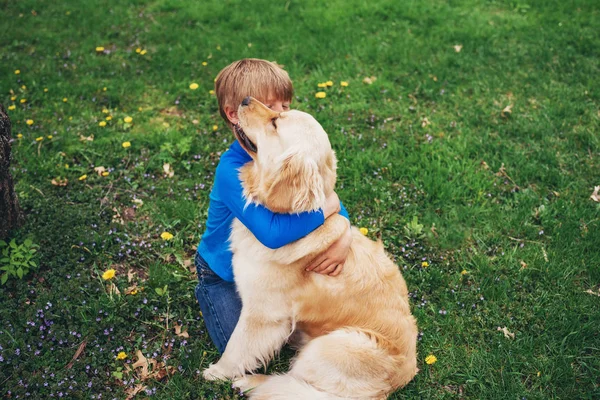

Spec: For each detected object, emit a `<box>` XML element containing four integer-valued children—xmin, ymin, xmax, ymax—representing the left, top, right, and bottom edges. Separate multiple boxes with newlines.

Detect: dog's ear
<box><xmin>320</xmin><ymin>151</ymin><xmax>337</xmax><ymax>197</ymax></box>
<box><xmin>265</xmin><ymin>152</ymin><xmax>325</xmax><ymax>213</ymax></box>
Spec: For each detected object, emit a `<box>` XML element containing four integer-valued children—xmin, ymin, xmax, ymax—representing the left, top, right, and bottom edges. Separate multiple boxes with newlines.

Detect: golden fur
<box><xmin>203</xmin><ymin>98</ymin><xmax>418</xmax><ymax>399</ymax></box>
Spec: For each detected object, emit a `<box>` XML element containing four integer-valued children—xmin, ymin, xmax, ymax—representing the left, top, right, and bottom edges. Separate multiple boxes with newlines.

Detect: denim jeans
<box><xmin>194</xmin><ymin>252</ymin><xmax>242</xmax><ymax>354</ymax></box>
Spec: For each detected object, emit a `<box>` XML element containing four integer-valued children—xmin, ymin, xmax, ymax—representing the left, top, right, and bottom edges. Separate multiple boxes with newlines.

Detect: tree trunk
<box><xmin>0</xmin><ymin>103</ymin><xmax>24</xmax><ymax>239</ymax></box>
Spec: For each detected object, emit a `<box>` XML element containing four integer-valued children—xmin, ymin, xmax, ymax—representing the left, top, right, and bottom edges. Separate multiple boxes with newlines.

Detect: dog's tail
<box><xmin>245</xmin><ymin>374</ymin><xmax>346</xmax><ymax>400</ymax></box>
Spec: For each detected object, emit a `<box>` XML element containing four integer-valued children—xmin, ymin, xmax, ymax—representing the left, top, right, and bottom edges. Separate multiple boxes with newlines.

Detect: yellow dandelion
<box><xmin>47</xmin><ymin>135</ymin><xmax>53</xmax><ymax>139</ymax></box>
<box><xmin>102</xmin><ymin>269</ymin><xmax>116</xmax><ymax>280</ymax></box>
<box><xmin>106</xmin><ymin>116</ymin><xmax>112</xmax><ymax>121</ymax></box>
<box><xmin>425</xmin><ymin>354</ymin><xmax>437</xmax><ymax>365</ymax></box>
<box><xmin>140</xmin><ymin>49</ymin><xmax>147</xmax><ymax>55</ymax></box>
<box><xmin>212</xmin><ymin>125</ymin><xmax>218</xmax><ymax>131</ymax></box>
<box><xmin>202</xmin><ymin>61</ymin><xmax>208</xmax><ymax>66</ymax></box>
<box><xmin>317</xmin><ymin>82</ymin><xmax>327</xmax><ymax>88</ymax></box>
<box><xmin>216</xmin><ymin>45</ymin><xmax>221</xmax><ymax>51</ymax></box>
<box><xmin>315</xmin><ymin>92</ymin><xmax>327</xmax><ymax>99</ymax></box>
<box><xmin>209</xmin><ymin>90</ymin><xmax>215</xmax><ymax>95</ymax></box>
<box><xmin>21</xmin><ymin>85</ymin><xmax>26</xmax><ymax>90</ymax></box>
<box><xmin>78</xmin><ymin>174</ymin><xmax>87</xmax><ymax>181</ymax></box>
<box><xmin>44</xmin><ymin>88</ymin><xmax>48</xmax><ymax>92</ymax></box>
<box><xmin>340</xmin><ymin>81</ymin><xmax>349</xmax><ymax>87</ymax></box>
<box><xmin>189</xmin><ymin>83</ymin><xmax>199</xmax><ymax>90</ymax></box>
<box><xmin>102</xmin><ymin>108</ymin><xmax>109</xmax><ymax>114</ymax></box>
<box><xmin>15</xmin><ymin>69</ymin><xmax>21</xmax><ymax>75</ymax></box>
<box><xmin>537</xmin><ymin>371</ymin><xmax>541</xmax><ymax>377</ymax></box>
<box><xmin>160</xmin><ymin>231</ymin><xmax>174</xmax><ymax>241</ymax></box>
<box><xmin>96</xmin><ymin>46</ymin><xmax>105</xmax><ymax>52</ymax></box>
<box><xmin>17</xmin><ymin>133</ymin><xmax>23</xmax><ymax>138</ymax></box>
<box><xmin>116</xmin><ymin>352</ymin><xmax>127</xmax><ymax>360</ymax></box>
<box><xmin>122</xmin><ymin>141</ymin><xmax>131</xmax><ymax>148</ymax></box>
<box><xmin>68</xmin><ymin>116</ymin><xmax>73</xmax><ymax>120</ymax></box>
<box><xmin>135</xmin><ymin>48</ymin><xmax>141</xmax><ymax>53</ymax></box>
<box><xmin>129</xmin><ymin>289</ymin><xmax>138</xmax><ymax>295</ymax></box>
<box><xmin>123</xmin><ymin>116</ymin><xmax>132</xmax><ymax>123</ymax></box>
<box><xmin>162</xmin><ymin>122</ymin><xmax>170</xmax><ymax>128</ymax></box>
<box><xmin>359</xmin><ymin>227</ymin><xmax>369</xmax><ymax>235</ymax></box>
<box><xmin>35</xmin><ymin>136</ymin><xmax>43</xmax><ymax>142</ymax></box>
<box><xmin>10</xmin><ymin>96</ymin><xmax>17</xmax><ymax>101</ymax></box>
<box><xmin>63</xmin><ymin>98</ymin><xmax>68</xmax><ymax>103</ymax></box>
<box><xmin>99</xmin><ymin>121</ymin><xmax>107</xmax><ymax>127</ymax></box>
<box><xmin>20</xmin><ymin>99</ymin><xmax>26</xmax><ymax>103</ymax></box>
<box><xmin>325</xmin><ymin>80</ymin><xmax>333</xmax><ymax>87</ymax></box>
<box><xmin>8</xmin><ymin>105</ymin><xmax>16</xmax><ymax>111</ymax></box>
<box><xmin>102</xmin><ymin>171</ymin><xmax>109</xmax><ymax>177</ymax></box>
<box><xmin>422</xmin><ymin>261</ymin><xmax>429</xmax><ymax>267</ymax></box>
<box><xmin>65</xmin><ymin>164</ymin><xmax>69</xmax><ymax>169</ymax></box>
<box><xmin>26</xmin><ymin>119</ymin><xmax>34</xmax><ymax>125</ymax></box>
<box><xmin>461</xmin><ymin>269</ymin><xmax>468</xmax><ymax>275</ymax></box>
<box><xmin>102</xmin><ymin>87</ymin><xmax>107</xmax><ymax>92</ymax></box>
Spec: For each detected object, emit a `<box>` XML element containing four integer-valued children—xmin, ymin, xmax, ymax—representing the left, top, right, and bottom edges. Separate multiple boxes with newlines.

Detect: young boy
<box><xmin>195</xmin><ymin>58</ymin><xmax>352</xmax><ymax>353</ymax></box>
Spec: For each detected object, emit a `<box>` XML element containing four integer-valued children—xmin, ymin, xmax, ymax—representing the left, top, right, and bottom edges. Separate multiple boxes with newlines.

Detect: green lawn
<box><xmin>1</xmin><ymin>0</ymin><xmax>599</xmax><ymax>398</ymax></box>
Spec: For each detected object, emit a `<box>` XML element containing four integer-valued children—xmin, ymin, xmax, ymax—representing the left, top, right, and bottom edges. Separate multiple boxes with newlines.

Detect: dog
<box><xmin>203</xmin><ymin>97</ymin><xmax>418</xmax><ymax>399</ymax></box>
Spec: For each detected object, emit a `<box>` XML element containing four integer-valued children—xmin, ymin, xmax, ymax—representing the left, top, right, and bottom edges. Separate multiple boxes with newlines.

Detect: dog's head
<box><xmin>236</xmin><ymin>97</ymin><xmax>337</xmax><ymax>213</ymax></box>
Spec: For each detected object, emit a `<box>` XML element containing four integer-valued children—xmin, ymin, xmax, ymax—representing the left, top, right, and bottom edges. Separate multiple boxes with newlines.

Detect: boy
<box><xmin>195</xmin><ymin>59</ymin><xmax>352</xmax><ymax>353</ymax></box>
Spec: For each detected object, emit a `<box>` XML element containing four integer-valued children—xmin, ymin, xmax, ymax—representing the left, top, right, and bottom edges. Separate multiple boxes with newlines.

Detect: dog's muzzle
<box><xmin>234</xmin><ymin>123</ymin><xmax>257</xmax><ymax>153</ymax></box>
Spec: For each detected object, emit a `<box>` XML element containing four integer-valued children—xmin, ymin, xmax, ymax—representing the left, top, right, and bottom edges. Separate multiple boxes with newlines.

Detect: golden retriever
<box><xmin>203</xmin><ymin>97</ymin><xmax>418</xmax><ymax>399</ymax></box>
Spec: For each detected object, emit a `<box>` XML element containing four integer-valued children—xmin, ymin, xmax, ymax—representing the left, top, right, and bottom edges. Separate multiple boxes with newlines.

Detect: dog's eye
<box><xmin>271</xmin><ymin>118</ymin><xmax>277</xmax><ymax>129</ymax></box>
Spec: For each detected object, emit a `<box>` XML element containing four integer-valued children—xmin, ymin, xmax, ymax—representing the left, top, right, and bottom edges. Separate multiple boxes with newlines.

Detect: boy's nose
<box><xmin>241</xmin><ymin>96</ymin><xmax>251</xmax><ymax>107</ymax></box>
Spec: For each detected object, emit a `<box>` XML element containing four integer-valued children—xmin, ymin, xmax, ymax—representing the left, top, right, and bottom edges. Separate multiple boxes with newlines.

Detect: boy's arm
<box><xmin>218</xmin><ymin>165</ymin><xmax>345</xmax><ymax>249</ymax></box>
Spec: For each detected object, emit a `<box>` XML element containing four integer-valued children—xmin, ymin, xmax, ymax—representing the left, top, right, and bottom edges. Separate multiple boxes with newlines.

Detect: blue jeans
<box><xmin>194</xmin><ymin>252</ymin><xmax>242</xmax><ymax>353</ymax></box>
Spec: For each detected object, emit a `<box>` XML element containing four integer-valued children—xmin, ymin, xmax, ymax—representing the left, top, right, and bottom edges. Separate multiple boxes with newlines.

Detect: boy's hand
<box><xmin>306</xmin><ymin>222</ymin><xmax>353</xmax><ymax>276</ymax></box>
<box><xmin>322</xmin><ymin>192</ymin><xmax>341</xmax><ymax>219</ymax></box>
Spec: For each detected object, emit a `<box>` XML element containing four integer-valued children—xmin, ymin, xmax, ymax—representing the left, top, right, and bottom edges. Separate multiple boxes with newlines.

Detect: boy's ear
<box><xmin>224</xmin><ymin>106</ymin><xmax>239</xmax><ymax>124</ymax></box>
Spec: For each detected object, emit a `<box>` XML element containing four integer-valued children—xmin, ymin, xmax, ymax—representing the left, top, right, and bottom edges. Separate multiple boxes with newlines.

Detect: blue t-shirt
<box><xmin>197</xmin><ymin>140</ymin><xmax>349</xmax><ymax>282</ymax></box>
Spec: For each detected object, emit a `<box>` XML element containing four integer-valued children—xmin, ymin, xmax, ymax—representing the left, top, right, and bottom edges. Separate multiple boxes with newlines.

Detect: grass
<box><xmin>1</xmin><ymin>0</ymin><xmax>599</xmax><ymax>398</ymax></box>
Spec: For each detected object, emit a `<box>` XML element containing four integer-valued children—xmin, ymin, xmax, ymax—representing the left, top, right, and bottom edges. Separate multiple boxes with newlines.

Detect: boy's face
<box><xmin>226</xmin><ymin>98</ymin><xmax>290</xmax><ymax>125</ymax></box>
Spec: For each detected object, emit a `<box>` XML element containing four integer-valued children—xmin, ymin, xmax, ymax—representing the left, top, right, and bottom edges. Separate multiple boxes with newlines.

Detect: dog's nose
<box><xmin>241</xmin><ymin>96</ymin><xmax>251</xmax><ymax>107</ymax></box>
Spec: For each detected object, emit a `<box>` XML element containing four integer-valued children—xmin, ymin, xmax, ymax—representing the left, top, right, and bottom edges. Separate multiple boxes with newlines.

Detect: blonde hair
<box><xmin>215</xmin><ymin>59</ymin><xmax>293</xmax><ymax>127</ymax></box>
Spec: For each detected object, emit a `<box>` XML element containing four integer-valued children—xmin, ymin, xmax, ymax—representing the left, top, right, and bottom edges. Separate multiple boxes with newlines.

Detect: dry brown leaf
<box><xmin>122</xmin><ymin>207</ymin><xmax>136</xmax><ymax>221</ymax></box>
<box><xmin>454</xmin><ymin>44</ymin><xmax>463</xmax><ymax>53</ymax></box>
<box><xmin>79</xmin><ymin>134</ymin><xmax>94</xmax><ymax>142</ymax></box>
<box><xmin>51</xmin><ymin>178</ymin><xmax>68</xmax><ymax>186</ymax></box>
<box><xmin>112</xmin><ymin>207</ymin><xmax>124</xmax><ymax>224</ymax></box>
<box><xmin>163</xmin><ymin>163</ymin><xmax>174</xmax><ymax>178</ymax></box>
<box><xmin>132</xmin><ymin>350</ymin><xmax>156</xmax><ymax>381</ymax></box>
<box><xmin>481</xmin><ymin>161</ymin><xmax>490</xmax><ymax>170</ymax></box>
<box><xmin>421</xmin><ymin>117</ymin><xmax>431</xmax><ymax>128</ymax></box>
<box><xmin>108</xmin><ymin>282</ymin><xmax>121</xmax><ymax>295</ymax></box>
<box><xmin>125</xmin><ymin>383</ymin><xmax>147</xmax><ymax>400</ymax></box>
<box><xmin>153</xmin><ymin>363</ymin><xmax>175</xmax><ymax>381</ymax></box>
<box><xmin>520</xmin><ymin>260</ymin><xmax>527</xmax><ymax>269</ymax></box>
<box><xmin>585</xmin><ymin>289</ymin><xmax>600</xmax><ymax>297</ymax></box>
<box><xmin>124</xmin><ymin>283</ymin><xmax>139</xmax><ymax>295</ymax></box>
<box><xmin>94</xmin><ymin>166</ymin><xmax>106</xmax><ymax>176</ymax></box>
<box><xmin>174</xmin><ymin>322</ymin><xmax>189</xmax><ymax>338</ymax></box>
<box><xmin>501</xmin><ymin>104</ymin><xmax>513</xmax><ymax>116</ymax></box>
<box><xmin>66</xmin><ymin>339</ymin><xmax>87</xmax><ymax>369</ymax></box>
<box><xmin>362</xmin><ymin>76</ymin><xmax>377</xmax><ymax>85</ymax></box>
<box><xmin>127</xmin><ymin>269</ymin><xmax>136</xmax><ymax>283</ymax></box>
<box><xmin>497</xmin><ymin>326</ymin><xmax>515</xmax><ymax>339</ymax></box>
<box><xmin>590</xmin><ymin>186</ymin><xmax>600</xmax><ymax>202</ymax></box>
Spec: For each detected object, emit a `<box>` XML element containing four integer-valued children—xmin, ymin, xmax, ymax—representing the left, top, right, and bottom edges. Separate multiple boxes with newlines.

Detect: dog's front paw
<box><xmin>202</xmin><ymin>363</ymin><xmax>232</xmax><ymax>381</ymax></box>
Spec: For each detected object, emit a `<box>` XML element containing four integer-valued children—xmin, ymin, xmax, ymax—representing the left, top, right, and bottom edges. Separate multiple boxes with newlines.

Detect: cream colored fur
<box><xmin>203</xmin><ymin>98</ymin><xmax>418</xmax><ymax>399</ymax></box>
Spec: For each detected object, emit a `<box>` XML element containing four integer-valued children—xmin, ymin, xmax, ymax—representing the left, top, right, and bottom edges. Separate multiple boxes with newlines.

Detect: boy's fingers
<box><xmin>313</xmin><ymin>260</ymin><xmax>332</xmax><ymax>273</ymax></box>
<box><xmin>329</xmin><ymin>264</ymin><xmax>343</xmax><ymax>276</ymax></box>
<box><xmin>317</xmin><ymin>263</ymin><xmax>337</xmax><ymax>274</ymax></box>
<box><xmin>306</xmin><ymin>256</ymin><xmax>326</xmax><ymax>271</ymax></box>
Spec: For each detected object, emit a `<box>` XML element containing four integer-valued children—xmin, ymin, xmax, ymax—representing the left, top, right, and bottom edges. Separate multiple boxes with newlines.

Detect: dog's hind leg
<box><xmin>203</xmin><ymin>311</ymin><xmax>292</xmax><ymax>380</ymax></box>
<box><xmin>244</xmin><ymin>374</ymin><xmax>346</xmax><ymax>400</ymax></box>
<box><xmin>282</xmin><ymin>328</ymin><xmax>413</xmax><ymax>399</ymax></box>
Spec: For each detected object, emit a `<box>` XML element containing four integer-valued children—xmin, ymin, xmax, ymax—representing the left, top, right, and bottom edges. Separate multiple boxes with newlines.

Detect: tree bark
<box><xmin>0</xmin><ymin>103</ymin><xmax>24</xmax><ymax>239</ymax></box>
